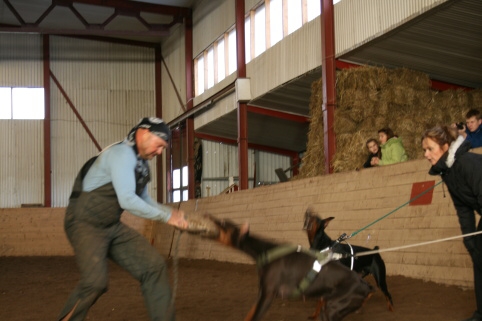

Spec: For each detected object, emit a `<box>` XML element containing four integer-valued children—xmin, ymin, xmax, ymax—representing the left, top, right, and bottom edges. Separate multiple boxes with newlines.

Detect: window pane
<box><xmin>245</xmin><ymin>17</ymin><xmax>251</xmax><ymax>63</ymax></box>
<box><xmin>173</xmin><ymin>168</ymin><xmax>181</xmax><ymax>189</ymax></box>
<box><xmin>228</xmin><ymin>29</ymin><xmax>237</xmax><ymax>75</ymax></box>
<box><xmin>12</xmin><ymin>87</ymin><xmax>44</xmax><ymax>119</ymax></box>
<box><xmin>173</xmin><ymin>190</ymin><xmax>181</xmax><ymax>203</ymax></box>
<box><xmin>0</xmin><ymin>87</ymin><xmax>12</xmax><ymax>119</ymax></box>
<box><xmin>182</xmin><ymin>190</ymin><xmax>188</xmax><ymax>201</ymax></box>
<box><xmin>287</xmin><ymin>0</ymin><xmax>302</xmax><ymax>35</ymax></box>
<box><xmin>254</xmin><ymin>5</ymin><xmax>266</xmax><ymax>57</ymax></box>
<box><xmin>307</xmin><ymin>0</ymin><xmax>321</xmax><ymax>22</ymax></box>
<box><xmin>182</xmin><ymin>166</ymin><xmax>188</xmax><ymax>187</ymax></box>
<box><xmin>270</xmin><ymin>0</ymin><xmax>283</xmax><ymax>46</ymax></box>
<box><xmin>207</xmin><ymin>47</ymin><xmax>214</xmax><ymax>89</ymax></box>
<box><xmin>217</xmin><ymin>39</ymin><xmax>226</xmax><ymax>82</ymax></box>
<box><xmin>196</xmin><ymin>56</ymin><xmax>205</xmax><ymax>95</ymax></box>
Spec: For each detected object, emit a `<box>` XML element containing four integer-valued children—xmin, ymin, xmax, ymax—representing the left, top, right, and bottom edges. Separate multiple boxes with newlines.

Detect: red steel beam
<box><xmin>321</xmin><ymin>0</ymin><xmax>336</xmax><ymax>174</ymax></box>
<box><xmin>50</xmin><ymin>72</ymin><xmax>102</xmax><ymax>152</ymax></box>
<box><xmin>195</xmin><ymin>133</ymin><xmax>298</xmax><ymax>158</ymax></box>
<box><xmin>43</xmin><ymin>35</ymin><xmax>52</xmax><ymax>207</ymax></box>
<box><xmin>155</xmin><ymin>47</ymin><xmax>164</xmax><ymax>203</ymax></box>
<box><xmin>247</xmin><ymin>105</ymin><xmax>309</xmax><ymax>123</ymax></box>
<box><xmin>54</xmin><ymin>0</ymin><xmax>191</xmax><ymax>17</ymax></box>
<box><xmin>185</xmin><ymin>13</ymin><xmax>195</xmax><ymax>200</ymax></box>
<box><xmin>236</xmin><ymin>0</ymin><xmax>248</xmax><ymax>190</ymax></box>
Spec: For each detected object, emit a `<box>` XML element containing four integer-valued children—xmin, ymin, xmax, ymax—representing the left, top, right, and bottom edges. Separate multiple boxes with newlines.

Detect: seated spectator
<box><xmin>363</xmin><ymin>138</ymin><xmax>382</xmax><ymax>168</ymax></box>
<box><xmin>456</xmin><ymin>108</ymin><xmax>482</xmax><ymax>149</ymax></box>
<box><xmin>371</xmin><ymin>127</ymin><xmax>408</xmax><ymax>166</ymax></box>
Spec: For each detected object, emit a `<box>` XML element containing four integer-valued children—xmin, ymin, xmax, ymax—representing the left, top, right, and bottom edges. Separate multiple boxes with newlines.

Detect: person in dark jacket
<box><xmin>422</xmin><ymin>125</ymin><xmax>482</xmax><ymax>321</ymax></box>
<box><xmin>456</xmin><ymin>109</ymin><xmax>482</xmax><ymax>149</ymax></box>
<box><xmin>57</xmin><ymin>117</ymin><xmax>188</xmax><ymax>321</ymax></box>
<box><xmin>363</xmin><ymin>138</ymin><xmax>382</xmax><ymax>168</ymax></box>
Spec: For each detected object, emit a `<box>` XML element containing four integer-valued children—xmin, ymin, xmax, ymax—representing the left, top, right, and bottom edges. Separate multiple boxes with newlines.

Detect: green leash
<box><xmin>341</xmin><ymin>180</ymin><xmax>443</xmax><ymax>241</ymax></box>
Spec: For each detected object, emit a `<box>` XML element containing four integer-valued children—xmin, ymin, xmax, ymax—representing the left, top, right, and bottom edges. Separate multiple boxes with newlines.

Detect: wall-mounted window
<box><xmin>172</xmin><ymin>166</ymin><xmax>188</xmax><ymax>202</ymax></box>
<box><xmin>194</xmin><ymin>0</ymin><xmax>329</xmax><ymax>96</ymax></box>
<box><xmin>0</xmin><ymin>87</ymin><xmax>45</xmax><ymax>119</ymax></box>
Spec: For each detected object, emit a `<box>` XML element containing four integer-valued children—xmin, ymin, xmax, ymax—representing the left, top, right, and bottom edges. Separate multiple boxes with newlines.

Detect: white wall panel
<box><xmin>0</xmin><ymin>34</ymin><xmax>44</xmax><ymax>208</ymax></box>
<box><xmin>257</xmin><ymin>151</ymin><xmax>291</xmax><ymax>185</ymax></box>
<box><xmin>247</xmin><ymin>17</ymin><xmax>322</xmax><ymax>100</ymax></box>
<box><xmin>194</xmin><ymin>91</ymin><xmax>237</xmax><ymax>130</ymax></box>
<box><xmin>335</xmin><ymin>0</ymin><xmax>448</xmax><ymax>55</ymax></box>
<box><xmin>0</xmin><ymin>120</ymin><xmax>44</xmax><ymax>207</ymax></box>
<box><xmin>192</xmin><ymin>0</ymin><xmax>235</xmax><ymax>57</ymax></box>
<box><xmin>200</xmin><ymin>140</ymin><xmax>288</xmax><ymax>196</ymax></box>
<box><xmin>49</xmin><ymin>36</ymin><xmax>158</xmax><ymax>207</ymax></box>
<box><xmin>0</xmin><ymin>34</ymin><xmax>43</xmax><ymax>87</ymax></box>
<box><xmin>160</xmin><ymin>25</ymin><xmax>188</xmax><ymax>122</ymax></box>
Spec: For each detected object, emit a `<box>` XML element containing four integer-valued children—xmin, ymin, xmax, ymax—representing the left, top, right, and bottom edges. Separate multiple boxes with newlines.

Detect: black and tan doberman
<box><xmin>205</xmin><ymin>215</ymin><xmax>374</xmax><ymax>321</ymax></box>
<box><xmin>303</xmin><ymin>209</ymin><xmax>394</xmax><ymax>316</ymax></box>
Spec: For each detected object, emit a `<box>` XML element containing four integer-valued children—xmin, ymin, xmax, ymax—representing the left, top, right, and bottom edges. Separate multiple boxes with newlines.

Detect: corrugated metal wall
<box><xmin>188</xmin><ymin>0</ymin><xmax>448</xmax><ymax>104</ymax></box>
<box><xmin>0</xmin><ymin>34</ymin><xmax>44</xmax><ymax>207</ymax></box>
<box><xmin>49</xmin><ymin>36</ymin><xmax>158</xmax><ymax>207</ymax></box>
<box><xmin>0</xmin><ymin>34</ymin><xmax>160</xmax><ymax>207</ymax></box>
<box><xmin>248</xmin><ymin>17</ymin><xmax>322</xmax><ymax>100</ymax></box>
<box><xmin>192</xmin><ymin>0</ymin><xmax>235</xmax><ymax>58</ymax></box>
<box><xmin>0</xmin><ymin>120</ymin><xmax>44</xmax><ymax>207</ymax></box>
<box><xmin>160</xmin><ymin>25</ymin><xmax>188</xmax><ymax>122</ymax></box>
<box><xmin>335</xmin><ymin>0</ymin><xmax>448</xmax><ymax>55</ymax></box>
<box><xmin>200</xmin><ymin>140</ymin><xmax>290</xmax><ymax>196</ymax></box>
<box><xmin>0</xmin><ymin>0</ymin><xmax>450</xmax><ymax>207</ymax></box>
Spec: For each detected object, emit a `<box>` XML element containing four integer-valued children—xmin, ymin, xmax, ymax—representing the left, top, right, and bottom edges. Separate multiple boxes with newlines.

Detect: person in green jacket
<box><xmin>371</xmin><ymin>127</ymin><xmax>408</xmax><ymax>166</ymax></box>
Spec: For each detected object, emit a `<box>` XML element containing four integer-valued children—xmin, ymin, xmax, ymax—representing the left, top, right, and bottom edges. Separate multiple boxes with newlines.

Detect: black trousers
<box><xmin>57</xmin><ymin>220</ymin><xmax>174</xmax><ymax>321</ymax></box>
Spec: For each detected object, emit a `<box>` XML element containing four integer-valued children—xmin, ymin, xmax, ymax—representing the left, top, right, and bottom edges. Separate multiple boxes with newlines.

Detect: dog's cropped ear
<box><xmin>305</xmin><ymin>207</ymin><xmax>314</xmax><ymax>217</ymax></box>
<box><xmin>323</xmin><ymin>217</ymin><xmax>335</xmax><ymax>228</ymax></box>
<box><xmin>240</xmin><ymin>222</ymin><xmax>250</xmax><ymax>236</ymax></box>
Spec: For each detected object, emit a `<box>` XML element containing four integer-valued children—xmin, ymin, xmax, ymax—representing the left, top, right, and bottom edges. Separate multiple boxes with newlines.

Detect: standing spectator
<box><xmin>57</xmin><ymin>117</ymin><xmax>188</xmax><ymax>321</ymax></box>
<box><xmin>457</xmin><ymin>109</ymin><xmax>482</xmax><ymax>149</ymax></box>
<box><xmin>422</xmin><ymin>125</ymin><xmax>482</xmax><ymax>321</ymax></box>
<box><xmin>371</xmin><ymin>127</ymin><xmax>408</xmax><ymax>166</ymax></box>
<box><xmin>363</xmin><ymin>138</ymin><xmax>382</xmax><ymax>168</ymax></box>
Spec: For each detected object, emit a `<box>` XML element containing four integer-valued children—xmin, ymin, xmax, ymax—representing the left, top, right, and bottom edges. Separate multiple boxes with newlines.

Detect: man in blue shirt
<box><xmin>458</xmin><ymin>109</ymin><xmax>482</xmax><ymax>149</ymax></box>
<box><xmin>58</xmin><ymin>117</ymin><xmax>188</xmax><ymax>321</ymax></box>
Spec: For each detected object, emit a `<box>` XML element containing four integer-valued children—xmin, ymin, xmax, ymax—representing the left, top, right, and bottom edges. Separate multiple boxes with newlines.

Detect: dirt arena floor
<box><xmin>0</xmin><ymin>256</ymin><xmax>476</xmax><ymax>321</ymax></box>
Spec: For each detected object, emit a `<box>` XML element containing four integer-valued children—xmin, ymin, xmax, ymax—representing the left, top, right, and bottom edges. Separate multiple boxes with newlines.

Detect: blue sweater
<box><xmin>82</xmin><ymin>142</ymin><xmax>172</xmax><ymax>222</ymax></box>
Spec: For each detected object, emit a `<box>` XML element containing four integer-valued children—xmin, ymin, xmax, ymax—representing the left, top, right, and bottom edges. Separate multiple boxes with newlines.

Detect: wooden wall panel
<box><xmin>2</xmin><ymin>151</ymin><xmax>482</xmax><ymax>288</ymax></box>
<box><xmin>0</xmin><ymin>208</ymin><xmax>151</xmax><ymax>256</ymax></box>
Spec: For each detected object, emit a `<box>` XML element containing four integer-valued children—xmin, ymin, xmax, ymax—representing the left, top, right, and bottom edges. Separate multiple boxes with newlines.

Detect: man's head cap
<box><xmin>137</xmin><ymin>117</ymin><xmax>171</xmax><ymax>142</ymax></box>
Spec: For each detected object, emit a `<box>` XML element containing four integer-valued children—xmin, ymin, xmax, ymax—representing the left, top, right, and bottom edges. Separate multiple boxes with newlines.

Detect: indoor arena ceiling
<box><xmin>1</xmin><ymin>0</ymin><xmax>481</xmax><ymax>154</ymax></box>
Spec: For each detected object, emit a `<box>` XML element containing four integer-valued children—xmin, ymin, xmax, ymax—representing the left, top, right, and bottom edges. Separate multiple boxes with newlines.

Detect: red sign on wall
<box><xmin>409</xmin><ymin>180</ymin><xmax>436</xmax><ymax>206</ymax></box>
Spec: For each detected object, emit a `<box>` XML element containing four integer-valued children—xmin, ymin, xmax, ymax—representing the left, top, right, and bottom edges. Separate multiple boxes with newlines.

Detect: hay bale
<box><xmin>300</xmin><ymin>65</ymin><xmax>479</xmax><ymax>179</ymax></box>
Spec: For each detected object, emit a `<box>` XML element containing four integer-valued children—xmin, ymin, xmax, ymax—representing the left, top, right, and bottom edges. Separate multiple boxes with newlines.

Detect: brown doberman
<box><xmin>204</xmin><ymin>215</ymin><xmax>374</xmax><ymax>321</ymax></box>
<box><xmin>303</xmin><ymin>209</ymin><xmax>394</xmax><ymax>317</ymax></box>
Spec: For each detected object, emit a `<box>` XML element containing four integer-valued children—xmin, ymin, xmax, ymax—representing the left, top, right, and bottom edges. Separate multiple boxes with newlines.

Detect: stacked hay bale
<box><xmin>298</xmin><ymin>65</ymin><xmax>482</xmax><ymax>178</ymax></box>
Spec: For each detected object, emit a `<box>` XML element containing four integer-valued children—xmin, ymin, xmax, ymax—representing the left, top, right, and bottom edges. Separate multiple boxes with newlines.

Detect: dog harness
<box><xmin>256</xmin><ymin>245</ymin><xmax>334</xmax><ymax>298</ymax></box>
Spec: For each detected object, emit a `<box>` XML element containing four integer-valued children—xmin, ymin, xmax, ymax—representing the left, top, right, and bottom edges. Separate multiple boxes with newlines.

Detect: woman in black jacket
<box><xmin>422</xmin><ymin>125</ymin><xmax>482</xmax><ymax>321</ymax></box>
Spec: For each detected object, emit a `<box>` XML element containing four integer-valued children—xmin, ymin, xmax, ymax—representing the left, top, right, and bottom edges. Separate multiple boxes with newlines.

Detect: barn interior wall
<box><xmin>185</xmin><ymin>0</ymin><xmax>448</xmax><ymax>122</ymax></box>
<box><xmin>0</xmin><ymin>208</ymin><xmax>151</xmax><ymax>256</ymax></box>
<box><xmin>2</xmin><ymin>156</ymin><xmax>479</xmax><ymax>289</ymax></box>
<box><xmin>0</xmin><ymin>34</ymin><xmax>162</xmax><ymax>207</ymax></box>
<box><xmin>157</xmin><ymin>156</ymin><xmax>478</xmax><ymax>289</ymax></box>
